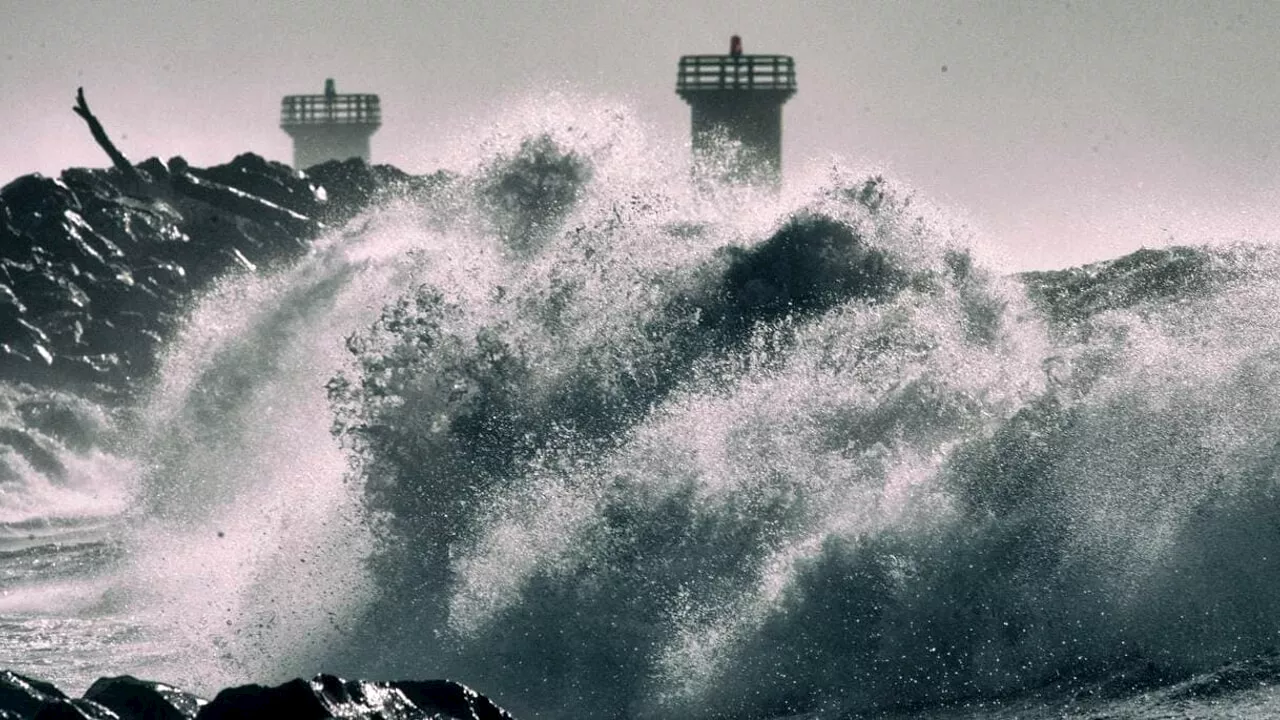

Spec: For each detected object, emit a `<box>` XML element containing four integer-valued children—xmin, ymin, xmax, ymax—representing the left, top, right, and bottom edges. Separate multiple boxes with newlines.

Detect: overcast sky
<box><xmin>4</xmin><ymin>0</ymin><xmax>1279</xmax><ymax>270</ymax></box>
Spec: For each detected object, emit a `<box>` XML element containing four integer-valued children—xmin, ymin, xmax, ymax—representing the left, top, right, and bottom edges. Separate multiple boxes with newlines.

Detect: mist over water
<box><xmin>6</xmin><ymin>96</ymin><xmax>1280</xmax><ymax>719</ymax></box>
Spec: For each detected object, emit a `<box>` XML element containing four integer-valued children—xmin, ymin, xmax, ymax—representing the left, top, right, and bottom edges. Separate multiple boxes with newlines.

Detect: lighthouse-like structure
<box><xmin>280</xmin><ymin>78</ymin><xmax>381</xmax><ymax>169</ymax></box>
<box><xmin>676</xmin><ymin>36</ymin><xmax>796</xmax><ymax>187</ymax></box>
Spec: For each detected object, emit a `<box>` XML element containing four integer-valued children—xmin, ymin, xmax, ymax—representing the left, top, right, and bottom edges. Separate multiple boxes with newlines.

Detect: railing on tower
<box><xmin>676</xmin><ymin>55</ymin><xmax>796</xmax><ymax>93</ymax></box>
<box><xmin>279</xmin><ymin>94</ymin><xmax>382</xmax><ymax>127</ymax></box>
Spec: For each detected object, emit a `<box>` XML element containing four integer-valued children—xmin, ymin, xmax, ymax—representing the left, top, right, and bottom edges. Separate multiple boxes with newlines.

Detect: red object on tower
<box><xmin>730</xmin><ymin>35</ymin><xmax>743</xmax><ymax>57</ymax></box>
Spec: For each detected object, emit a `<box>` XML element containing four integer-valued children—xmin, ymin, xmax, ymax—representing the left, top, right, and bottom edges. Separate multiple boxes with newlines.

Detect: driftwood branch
<box><xmin>72</xmin><ymin>87</ymin><xmax>142</xmax><ymax>184</ymax></box>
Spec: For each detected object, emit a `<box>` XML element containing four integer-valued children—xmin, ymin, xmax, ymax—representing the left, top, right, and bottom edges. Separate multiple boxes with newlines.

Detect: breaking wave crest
<box><xmin>0</xmin><ymin>384</ymin><xmax>132</xmax><ymax>537</ymax></box>
<box><xmin>306</xmin><ymin>101</ymin><xmax>1280</xmax><ymax>718</ymax></box>
<box><xmin>9</xmin><ymin>96</ymin><xmax>1280</xmax><ymax>718</ymax></box>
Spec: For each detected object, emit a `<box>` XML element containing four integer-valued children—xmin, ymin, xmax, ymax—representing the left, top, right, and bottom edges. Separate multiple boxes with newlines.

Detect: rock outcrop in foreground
<box><xmin>0</xmin><ymin>670</ymin><xmax>515</xmax><ymax>720</ymax></box>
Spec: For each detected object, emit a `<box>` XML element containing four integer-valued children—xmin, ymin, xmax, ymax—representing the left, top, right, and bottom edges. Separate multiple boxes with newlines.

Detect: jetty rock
<box><xmin>0</xmin><ymin>154</ymin><xmax>445</xmax><ymax>397</ymax></box>
<box><xmin>83</xmin><ymin>676</ymin><xmax>203</xmax><ymax>720</ymax></box>
<box><xmin>0</xmin><ymin>671</ymin><xmax>516</xmax><ymax>720</ymax></box>
<box><xmin>0</xmin><ymin>671</ymin><xmax>68</xmax><ymax>719</ymax></box>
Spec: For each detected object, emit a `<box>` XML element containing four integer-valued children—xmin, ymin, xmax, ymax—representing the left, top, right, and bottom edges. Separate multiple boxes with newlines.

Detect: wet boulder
<box><xmin>188</xmin><ymin>154</ymin><xmax>324</xmax><ymax>219</ymax></box>
<box><xmin>83</xmin><ymin>676</ymin><xmax>203</xmax><ymax>720</ymax></box>
<box><xmin>194</xmin><ymin>675</ymin><xmax>517</xmax><ymax>720</ymax></box>
<box><xmin>31</xmin><ymin>699</ymin><xmax>118</xmax><ymax>720</ymax></box>
<box><xmin>2</xmin><ymin>671</ymin><xmax>516</xmax><ymax>720</ymax></box>
<box><xmin>391</xmin><ymin>680</ymin><xmax>516</xmax><ymax>720</ymax></box>
<box><xmin>195</xmin><ymin>675</ymin><xmax>421</xmax><ymax>720</ymax></box>
<box><xmin>0</xmin><ymin>671</ymin><xmax>67</xmax><ymax>719</ymax></box>
<box><xmin>0</xmin><ymin>153</ymin><xmax>427</xmax><ymax>396</ymax></box>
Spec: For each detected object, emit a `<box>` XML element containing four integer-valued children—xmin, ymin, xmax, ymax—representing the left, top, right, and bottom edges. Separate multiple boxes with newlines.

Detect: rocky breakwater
<box><xmin>0</xmin><ymin>670</ymin><xmax>516</xmax><ymax>720</ymax></box>
<box><xmin>0</xmin><ymin>153</ymin><xmax>440</xmax><ymax>397</ymax></box>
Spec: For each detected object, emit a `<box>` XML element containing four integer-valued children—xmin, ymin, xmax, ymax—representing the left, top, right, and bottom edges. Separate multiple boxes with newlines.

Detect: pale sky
<box><xmin>4</xmin><ymin>0</ymin><xmax>1279</xmax><ymax>270</ymax></box>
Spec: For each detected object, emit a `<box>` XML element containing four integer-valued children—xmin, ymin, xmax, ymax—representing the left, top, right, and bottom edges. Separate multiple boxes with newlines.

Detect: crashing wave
<box><xmin>5</xmin><ymin>97</ymin><xmax>1280</xmax><ymax>719</ymax></box>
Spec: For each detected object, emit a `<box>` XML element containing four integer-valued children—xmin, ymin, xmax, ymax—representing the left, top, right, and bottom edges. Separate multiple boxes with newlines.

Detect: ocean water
<box><xmin>5</xmin><ymin>98</ymin><xmax>1280</xmax><ymax>719</ymax></box>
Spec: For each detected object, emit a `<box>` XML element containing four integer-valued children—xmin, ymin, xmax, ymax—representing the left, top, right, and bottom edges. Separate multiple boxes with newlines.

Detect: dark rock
<box><xmin>0</xmin><ymin>673</ymin><xmax>515</xmax><ymax>720</ymax></box>
<box><xmin>32</xmin><ymin>699</ymin><xmax>118</xmax><ymax>720</ymax></box>
<box><xmin>195</xmin><ymin>675</ymin><xmax>420</xmax><ymax>720</ymax></box>
<box><xmin>305</xmin><ymin>159</ymin><xmax>393</xmax><ymax>218</ymax></box>
<box><xmin>0</xmin><ymin>151</ymin><xmax>436</xmax><ymax>398</ymax></box>
<box><xmin>169</xmin><ymin>170</ymin><xmax>317</xmax><ymax>240</ymax></box>
<box><xmin>192</xmin><ymin>674</ymin><xmax>517</xmax><ymax>720</ymax></box>
<box><xmin>391</xmin><ymin>680</ymin><xmax>516</xmax><ymax>720</ymax></box>
<box><xmin>190</xmin><ymin>154</ymin><xmax>322</xmax><ymax>219</ymax></box>
<box><xmin>192</xmin><ymin>679</ymin><xmax>322</xmax><ymax>720</ymax></box>
<box><xmin>305</xmin><ymin>158</ymin><xmax>449</xmax><ymax>224</ymax></box>
<box><xmin>0</xmin><ymin>176</ymin><xmax>81</xmax><ymax>231</ymax></box>
<box><xmin>0</xmin><ymin>670</ymin><xmax>67</xmax><ymax>719</ymax></box>
<box><xmin>83</xmin><ymin>676</ymin><xmax>203</xmax><ymax>720</ymax></box>
<box><xmin>134</xmin><ymin>159</ymin><xmax>170</xmax><ymax>186</ymax></box>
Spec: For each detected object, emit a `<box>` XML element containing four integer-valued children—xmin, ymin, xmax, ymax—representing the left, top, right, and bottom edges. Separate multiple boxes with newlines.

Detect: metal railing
<box><xmin>280</xmin><ymin>94</ymin><xmax>382</xmax><ymax>127</ymax></box>
<box><xmin>676</xmin><ymin>55</ymin><xmax>796</xmax><ymax>92</ymax></box>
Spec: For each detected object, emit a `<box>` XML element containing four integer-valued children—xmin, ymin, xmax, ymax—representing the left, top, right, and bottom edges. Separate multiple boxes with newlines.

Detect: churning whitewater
<box><xmin>5</xmin><ymin>98</ymin><xmax>1280</xmax><ymax>719</ymax></box>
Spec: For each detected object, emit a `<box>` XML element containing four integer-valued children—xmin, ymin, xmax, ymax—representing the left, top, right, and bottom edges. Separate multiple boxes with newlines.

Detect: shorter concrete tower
<box><xmin>280</xmin><ymin>78</ymin><xmax>381</xmax><ymax>169</ymax></box>
<box><xmin>676</xmin><ymin>36</ymin><xmax>796</xmax><ymax>187</ymax></box>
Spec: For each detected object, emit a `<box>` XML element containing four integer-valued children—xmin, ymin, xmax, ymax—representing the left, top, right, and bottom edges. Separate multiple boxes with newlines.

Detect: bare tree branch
<box><xmin>73</xmin><ymin>87</ymin><xmax>142</xmax><ymax>185</ymax></box>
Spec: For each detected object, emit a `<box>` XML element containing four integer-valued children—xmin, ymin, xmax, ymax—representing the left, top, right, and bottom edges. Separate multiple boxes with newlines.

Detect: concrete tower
<box><xmin>676</xmin><ymin>36</ymin><xmax>796</xmax><ymax>187</ymax></box>
<box><xmin>280</xmin><ymin>78</ymin><xmax>381</xmax><ymax>169</ymax></box>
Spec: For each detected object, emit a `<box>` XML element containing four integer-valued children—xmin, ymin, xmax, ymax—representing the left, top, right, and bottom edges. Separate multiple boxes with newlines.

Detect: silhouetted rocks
<box><xmin>0</xmin><ymin>672</ymin><xmax>67</xmax><ymax>719</ymax></box>
<box><xmin>83</xmin><ymin>677</ymin><xmax>203</xmax><ymax>720</ymax></box>
<box><xmin>196</xmin><ymin>675</ymin><xmax>514</xmax><ymax>720</ymax></box>
<box><xmin>31</xmin><ymin>699</ymin><xmax>118</xmax><ymax>720</ymax></box>
<box><xmin>391</xmin><ymin>680</ymin><xmax>516</xmax><ymax>720</ymax></box>
<box><xmin>198</xmin><ymin>676</ymin><xmax>412</xmax><ymax>720</ymax></box>
<box><xmin>0</xmin><ymin>672</ymin><xmax>515</xmax><ymax>720</ymax></box>
<box><xmin>0</xmin><ymin>154</ymin><xmax>441</xmax><ymax>397</ymax></box>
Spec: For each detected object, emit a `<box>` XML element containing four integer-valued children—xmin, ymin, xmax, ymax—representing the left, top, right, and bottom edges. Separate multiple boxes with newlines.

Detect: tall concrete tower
<box><xmin>676</xmin><ymin>36</ymin><xmax>796</xmax><ymax>187</ymax></box>
<box><xmin>280</xmin><ymin>78</ymin><xmax>381</xmax><ymax>169</ymax></box>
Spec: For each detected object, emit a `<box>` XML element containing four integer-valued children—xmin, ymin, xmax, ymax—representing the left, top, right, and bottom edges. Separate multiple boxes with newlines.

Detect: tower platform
<box><xmin>676</xmin><ymin>47</ymin><xmax>796</xmax><ymax>186</ymax></box>
<box><xmin>280</xmin><ymin>79</ymin><xmax>381</xmax><ymax>169</ymax></box>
